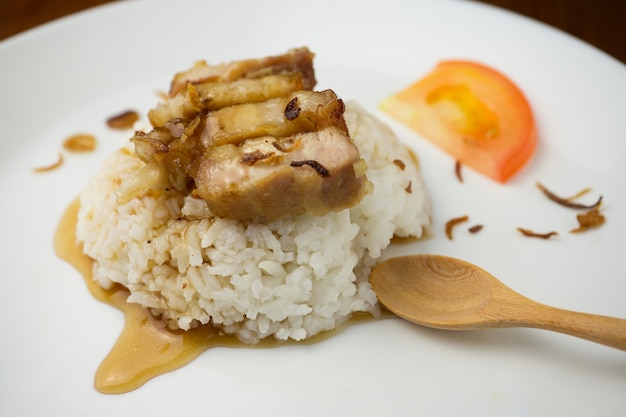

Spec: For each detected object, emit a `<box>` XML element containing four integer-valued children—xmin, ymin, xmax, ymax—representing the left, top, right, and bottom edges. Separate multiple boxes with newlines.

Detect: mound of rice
<box><xmin>76</xmin><ymin>102</ymin><xmax>431</xmax><ymax>344</ymax></box>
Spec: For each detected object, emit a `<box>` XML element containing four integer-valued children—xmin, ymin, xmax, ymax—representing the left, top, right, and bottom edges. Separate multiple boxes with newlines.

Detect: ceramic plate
<box><xmin>1</xmin><ymin>0</ymin><xmax>625</xmax><ymax>415</ymax></box>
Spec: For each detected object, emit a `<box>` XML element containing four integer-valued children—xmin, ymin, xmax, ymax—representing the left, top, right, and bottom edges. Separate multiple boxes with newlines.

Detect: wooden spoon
<box><xmin>370</xmin><ymin>254</ymin><xmax>626</xmax><ymax>351</ymax></box>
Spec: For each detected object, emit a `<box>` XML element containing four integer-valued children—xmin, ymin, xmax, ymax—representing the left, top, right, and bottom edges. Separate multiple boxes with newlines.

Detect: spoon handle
<box><xmin>521</xmin><ymin>301</ymin><xmax>626</xmax><ymax>351</ymax></box>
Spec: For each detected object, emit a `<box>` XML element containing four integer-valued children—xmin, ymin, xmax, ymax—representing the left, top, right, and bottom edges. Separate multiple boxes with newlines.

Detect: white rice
<box><xmin>76</xmin><ymin>102</ymin><xmax>431</xmax><ymax>344</ymax></box>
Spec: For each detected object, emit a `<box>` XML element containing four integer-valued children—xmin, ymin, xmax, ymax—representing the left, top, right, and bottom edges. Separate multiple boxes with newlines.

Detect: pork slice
<box><xmin>169</xmin><ymin>47</ymin><xmax>316</xmax><ymax>96</ymax></box>
<box><xmin>148</xmin><ymin>73</ymin><xmax>305</xmax><ymax>127</ymax></box>
<box><xmin>194</xmin><ymin>127</ymin><xmax>370</xmax><ymax>221</ymax></box>
<box><xmin>201</xmin><ymin>90</ymin><xmax>347</xmax><ymax>147</ymax></box>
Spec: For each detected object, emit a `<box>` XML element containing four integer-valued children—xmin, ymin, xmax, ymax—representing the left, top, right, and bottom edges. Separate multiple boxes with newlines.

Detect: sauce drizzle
<box><xmin>55</xmin><ymin>199</ymin><xmax>230</xmax><ymax>393</ymax></box>
<box><xmin>54</xmin><ymin>199</ymin><xmax>379</xmax><ymax>394</ymax></box>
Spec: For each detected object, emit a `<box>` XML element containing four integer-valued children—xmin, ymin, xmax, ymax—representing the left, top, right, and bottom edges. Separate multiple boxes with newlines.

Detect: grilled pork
<box><xmin>149</xmin><ymin>73</ymin><xmax>306</xmax><ymax>127</ymax></box>
<box><xmin>168</xmin><ymin>47</ymin><xmax>316</xmax><ymax>97</ymax></box>
<box><xmin>202</xmin><ymin>89</ymin><xmax>348</xmax><ymax>147</ymax></box>
<box><xmin>132</xmin><ymin>48</ymin><xmax>370</xmax><ymax>221</ymax></box>
<box><xmin>195</xmin><ymin>127</ymin><xmax>369</xmax><ymax>220</ymax></box>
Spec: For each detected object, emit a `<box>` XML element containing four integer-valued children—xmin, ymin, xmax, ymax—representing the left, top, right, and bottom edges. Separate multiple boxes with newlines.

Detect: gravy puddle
<box><xmin>55</xmin><ymin>199</ymin><xmax>379</xmax><ymax>394</ymax></box>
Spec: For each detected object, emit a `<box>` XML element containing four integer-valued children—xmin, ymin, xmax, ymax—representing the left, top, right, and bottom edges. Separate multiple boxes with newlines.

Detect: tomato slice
<box><xmin>380</xmin><ymin>60</ymin><xmax>537</xmax><ymax>182</ymax></box>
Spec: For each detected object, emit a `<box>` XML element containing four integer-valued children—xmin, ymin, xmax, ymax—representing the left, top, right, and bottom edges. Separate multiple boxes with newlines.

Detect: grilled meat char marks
<box><xmin>132</xmin><ymin>47</ymin><xmax>370</xmax><ymax>220</ymax></box>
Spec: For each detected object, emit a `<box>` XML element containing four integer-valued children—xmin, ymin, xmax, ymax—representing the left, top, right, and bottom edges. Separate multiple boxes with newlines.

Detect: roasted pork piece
<box><xmin>196</xmin><ymin>127</ymin><xmax>370</xmax><ymax>220</ymax></box>
<box><xmin>149</xmin><ymin>74</ymin><xmax>306</xmax><ymax>127</ymax></box>
<box><xmin>202</xmin><ymin>89</ymin><xmax>348</xmax><ymax>147</ymax></box>
<box><xmin>169</xmin><ymin>47</ymin><xmax>316</xmax><ymax>96</ymax></box>
<box><xmin>132</xmin><ymin>47</ymin><xmax>370</xmax><ymax>221</ymax></box>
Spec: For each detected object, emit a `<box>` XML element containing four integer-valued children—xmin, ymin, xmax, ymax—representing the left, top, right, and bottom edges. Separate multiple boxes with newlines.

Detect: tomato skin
<box><xmin>380</xmin><ymin>60</ymin><xmax>537</xmax><ymax>182</ymax></box>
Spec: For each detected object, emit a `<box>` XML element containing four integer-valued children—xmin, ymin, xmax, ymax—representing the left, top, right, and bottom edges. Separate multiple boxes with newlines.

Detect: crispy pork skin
<box><xmin>201</xmin><ymin>89</ymin><xmax>348</xmax><ymax>146</ymax></box>
<box><xmin>131</xmin><ymin>48</ymin><xmax>370</xmax><ymax>221</ymax></box>
<box><xmin>149</xmin><ymin>74</ymin><xmax>306</xmax><ymax>127</ymax></box>
<box><xmin>168</xmin><ymin>47</ymin><xmax>316</xmax><ymax>97</ymax></box>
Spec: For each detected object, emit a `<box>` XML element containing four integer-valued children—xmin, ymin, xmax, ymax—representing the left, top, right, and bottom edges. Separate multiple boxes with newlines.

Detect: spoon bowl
<box><xmin>370</xmin><ymin>254</ymin><xmax>626</xmax><ymax>351</ymax></box>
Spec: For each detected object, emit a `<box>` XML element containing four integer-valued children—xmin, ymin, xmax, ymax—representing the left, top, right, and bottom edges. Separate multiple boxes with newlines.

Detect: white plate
<box><xmin>1</xmin><ymin>0</ymin><xmax>625</xmax><ymax>415</ymax></box>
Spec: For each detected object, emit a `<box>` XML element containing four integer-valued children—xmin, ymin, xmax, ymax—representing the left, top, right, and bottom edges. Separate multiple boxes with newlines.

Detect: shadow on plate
<box><xmin>392</xmin><ymin>318</ymin><xmax>626</xmax><ymax>376</ymax></box>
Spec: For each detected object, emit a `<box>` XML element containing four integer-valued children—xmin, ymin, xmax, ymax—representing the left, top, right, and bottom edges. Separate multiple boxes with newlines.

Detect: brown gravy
<box><xmin>54</xmin><ymin>199</ymin><xmax>381</xmax><ymax>394</ymax></box>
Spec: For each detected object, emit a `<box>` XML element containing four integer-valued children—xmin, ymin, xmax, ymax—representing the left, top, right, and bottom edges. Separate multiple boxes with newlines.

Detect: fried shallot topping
<box><xmin>445</xmin><ymin>215</ymin><xmax>469</xmax><ymax>240</ymax></box>
<box><xmin>131</xmin><ymin>48</ymin><xmax>370</xmax><ymax>221</ymax></box>
<box><xmin>284</xmin><ymin>97</ymin><xmax>301</xmax><ymax>120</ymax></box>
<box><xmin>455</xmin><ymin>160</ymin><xmax>463</xmax><ymax>183</ymax></box>
<box><xmin>107</xmin><ymin>110</ymin><xmax>140</xmax><ymax>129</ymax></box>
<box><xmin>563</xmin><ymin>187</ymin><xmax>592</xmax><ymax>201</ymax></box>
<box><xmin>517</xmin><ymin>228</ymin><xmax>558</xmax><ymax>239</ymax></box>
<box><xmin>393</xmin><ymin>159</ymin><xmax>406</xmax><ymax>170</ymax></box>
<box><xmin>468</xmin><ymin>224</ymin><xmax>483</xmax><ymax>233</ymax></box>
<box><xmin>290</xmin><ymin>160</ymin><xmax>330</xmax><ymax>177</ymax></box>
<box><xmin>570</xmin><ymin>207</ymin><xmax>605</xmax><ymax>233</ymax></box>
<box><xmin>33</xmin><ymin>153</ymin><xmax>64</xmax><ymax>173</ymax></box>
<box><xmin>63</xmin><ymin>134</ymin><xmax>97</xmax><ymax>152</ymax></box>
<box><xmin>535</xmin><ymin>181</ymin><xmax>602</xmax><ymax>210</ymax></box>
